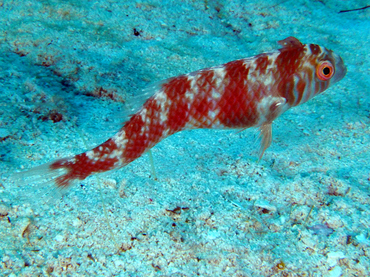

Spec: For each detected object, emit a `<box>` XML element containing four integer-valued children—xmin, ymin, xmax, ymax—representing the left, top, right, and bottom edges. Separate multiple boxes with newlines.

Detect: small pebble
<box><xmin>54</xmin><ymin>235</ymin><xmax>64</xmax><ymax>242</ymax></box>
<box><xmin>307</xmin><ymin>224</ymin><xmax>334</xmax><ymax>236</ymax></box>
<box><xmin>0</xmin><ymin>128</ymin><xmax>9</xmax><ymax>138</ymax></box>
<box><xmin>72</xmin><ymin>218</ymin><xmax>83</xmax><ymax>227</ymax></box>
<box><xmin>0</xmin><ymin>204</ymin><xmax>9</xmax><ymax>217</ymax></box>
<box><xmin>355</xmin><ymin>234</ymin><xmax>370</xmax><ymax>246</ymax></box>
<box><xmin>324</xmin><ymin>266</ymin><xmax>342</xmax><ymax>277</ymax></box>
<box><xmin>327</xmin><ymin>251</ymin><xmax>345</xmax><ymax>267</ymax></box>
<box><xmin>254</xmin><ymin>200</ymin><xmax>277</xmax><ymax>213</ymax></box>
<box><xmin>15</xmin><ymin>217</ymin><xmax>31</xmax><ymax>238</ymax></box>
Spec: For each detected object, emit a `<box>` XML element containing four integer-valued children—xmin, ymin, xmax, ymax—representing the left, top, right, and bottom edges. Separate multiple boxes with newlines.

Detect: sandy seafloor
<box><xmin>0</xmin><ymin>0</ymin><xmax>369</xmax><ymax>276</ymax></box>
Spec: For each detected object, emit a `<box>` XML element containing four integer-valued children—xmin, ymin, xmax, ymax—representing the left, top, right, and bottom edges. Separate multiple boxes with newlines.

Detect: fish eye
<box><xmin>316</xmin><ymin>61</ymin><xmax>334</xmax><ymax>81</ymax></box>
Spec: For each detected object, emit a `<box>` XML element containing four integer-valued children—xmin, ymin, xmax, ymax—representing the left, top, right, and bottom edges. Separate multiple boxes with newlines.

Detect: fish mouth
<box><xmin>333</xmin><ymin>54</ymin><xmax>347</xmax><ymax>83</ymax></box>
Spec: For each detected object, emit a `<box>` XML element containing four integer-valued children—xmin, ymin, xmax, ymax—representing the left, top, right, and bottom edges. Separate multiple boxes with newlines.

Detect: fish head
<box><xmin>310</xmin><ymin>45</ymin><xmax>347</xmax><ymax>87</ymax></box>
<box><xmin>276</xmin><ymin>38</ymin><xmax>347</xmax><ymax>106</ymax></box>
<box><xmin>294</xmin><ymin>43</ymin><xmax>347</xmax><ymax>105</ymax></box>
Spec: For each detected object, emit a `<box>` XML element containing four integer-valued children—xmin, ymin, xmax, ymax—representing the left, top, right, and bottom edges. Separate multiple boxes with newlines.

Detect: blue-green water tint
<box><xmin>0</xmin><ymin>0</ymin><xmax>369</xmax><ymax>275</ymax></box>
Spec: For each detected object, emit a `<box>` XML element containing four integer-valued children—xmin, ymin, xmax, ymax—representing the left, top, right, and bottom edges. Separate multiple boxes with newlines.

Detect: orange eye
<box><xmin>316</xmin><ymin>61</ymin><xmax>334</xmax><ymax>81</ymax></box>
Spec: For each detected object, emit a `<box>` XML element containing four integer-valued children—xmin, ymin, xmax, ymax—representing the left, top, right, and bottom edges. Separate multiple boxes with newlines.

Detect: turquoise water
<box><xmin>0</xmin><ymin>0</ymin><xmax>369</xmax><ymax>276</ymax></box>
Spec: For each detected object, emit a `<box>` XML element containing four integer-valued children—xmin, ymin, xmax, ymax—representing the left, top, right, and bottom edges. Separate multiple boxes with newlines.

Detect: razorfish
<box><xmin>17</xmin><ymin>37</ymin><xmax>347</xmax><ymax>190</ymax></box>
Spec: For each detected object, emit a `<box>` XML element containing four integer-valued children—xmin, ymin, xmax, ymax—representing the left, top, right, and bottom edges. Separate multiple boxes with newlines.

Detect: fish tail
<box><xmin>10</xmin><ymin>158</ymin><xmax>73</xmax><ymax>204</ymax></box>
<box><xmin>14</xmin><ymin>137</ymin><xmax>123</xmax><ymax>196</ymax></box>
<box><xmin>49</xmin><ymin>157</ymin><xmax>86</xmax><ymax>188</ymax></box>
<box><xmin>13</xmin><ymin>156</ymin><xmax>81</xmax><ymax>191</ymax></box>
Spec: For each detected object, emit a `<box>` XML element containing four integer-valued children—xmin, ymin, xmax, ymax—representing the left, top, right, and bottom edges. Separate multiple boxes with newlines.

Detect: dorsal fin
<box><xmin>278</xmin><ymin>37</ymin><xmax>303</xmax><ymax>48</ymax></box>
<box><xmin>124</xmin><ymin>77</ymin><xmax>172</xmax><ymax>118</ymax></box>
<box><xmin>75</xmin><ymin>78</ymin><xmax>171</xmax><ymax>149</ymax></box>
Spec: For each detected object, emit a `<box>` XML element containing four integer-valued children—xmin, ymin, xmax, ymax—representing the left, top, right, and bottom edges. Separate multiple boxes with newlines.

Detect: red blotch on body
<box><xmin>275</xmin><ymin>44</ymin><xmax>305</xmax><ymax>105</ymax></box>
<box><xmin>164</xmin><ymin>75</ymin><xmax>192</xmax><ymax>131</ymax></box>
<box><xmin>123</xmin><ymin>97</ymin><xmax>166</xmax><ymax>162</ymax></box>
<box><xmin>217</xmin><ymin>60</ymin><xmax>260</xmax><ymax>127</ymax></box>
<box><xmin>51</xmin><ymin>139</ymin><xmax>119</xmax><ymax>187</ymax></box>
<box><xmin>309</xmin><ymin>44</ymin><xmax>321</xmax><ymax>55</ymax></box>
<box><xmin>296</xmin><ymin>78</ymin><xmax>306</xmax><ymax>104</ymax></box>
<box><xmin>254</xmin><ymin>54</ymin><xmax>271</xmax><ymax>75</ymax></box>
<box><xmin>188</xmin><ymin>70</ymin><xmax>218</xmax><ymax>128</ymax></box>
<box><xmin>277</xmin><ymin>78</ymin><xmax>295</xmax><ymax>106</ymax></box>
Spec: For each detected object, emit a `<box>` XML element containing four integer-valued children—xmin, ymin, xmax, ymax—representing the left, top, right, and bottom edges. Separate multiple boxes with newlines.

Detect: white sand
<box><xmin>0</xmin><ymin>0</ymin><xmax>369</xmax><ymax>276</ymax></box>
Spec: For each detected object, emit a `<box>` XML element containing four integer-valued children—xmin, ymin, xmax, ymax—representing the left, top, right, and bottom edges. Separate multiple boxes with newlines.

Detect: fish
<box><xmin>17</xmin><ymin>37</ymin><xmax>347</xmax><ymax>190</ymax></box>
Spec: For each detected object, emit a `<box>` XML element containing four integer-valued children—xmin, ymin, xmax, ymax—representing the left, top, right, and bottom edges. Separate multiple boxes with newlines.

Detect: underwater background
<box><xmin>0</xmin><ymin>0</ymin><xmax>369</xmax><ymax>276</ymax></box>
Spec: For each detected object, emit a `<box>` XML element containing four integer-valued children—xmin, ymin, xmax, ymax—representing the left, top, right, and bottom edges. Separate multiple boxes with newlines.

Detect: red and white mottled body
<box><xmin>22</xmin><ymin>37</ymin><xmax>347</xmax><ymax>188</ymax></box>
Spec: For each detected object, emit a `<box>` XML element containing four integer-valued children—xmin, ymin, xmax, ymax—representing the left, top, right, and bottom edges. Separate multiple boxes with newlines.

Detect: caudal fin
<box><xmin>14</xmin><ymin>157</ymin><xmax>81</xmax><ymax>187</ymax></box>
<box><xmin>11</xmin><ymin>156</ymin><xmax>86</xmax><ymax>205</ymax></box>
